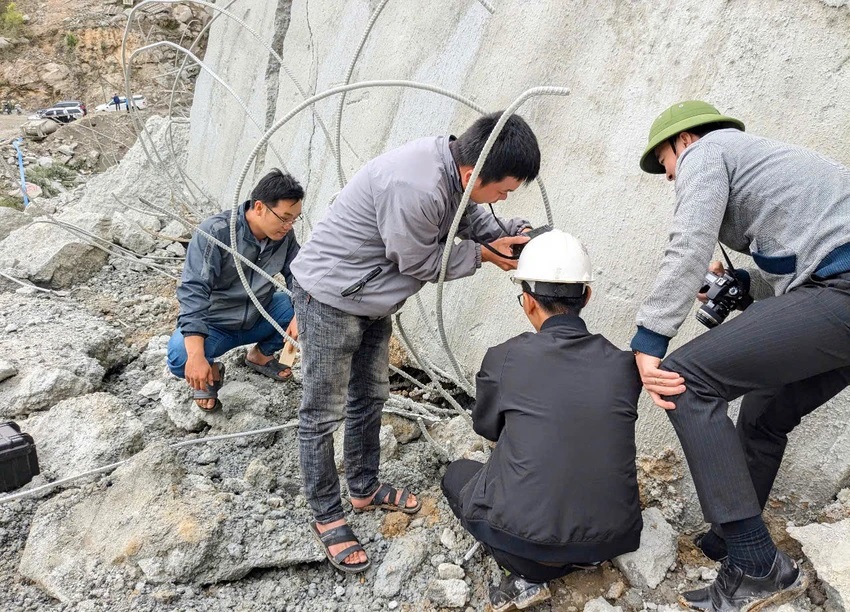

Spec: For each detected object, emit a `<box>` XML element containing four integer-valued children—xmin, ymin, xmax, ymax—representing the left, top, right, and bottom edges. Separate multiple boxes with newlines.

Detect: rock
<box><xmin>41</xmin><ymin>62</ymin><xmax>70</xmax><ymax>88</ymax></box>
<box><xmin>0</xmin><ymin>37</ymin><xmax>11</xmax><ymax>50</ymax></box>
<box><xmin>388</xmin><ymin>335</ymin><xmax>409</xmax><ymax>368</ymax></box>
<box><xmin>244</xmin><ymin>459</ymin><xmax>276</xmax><ymax>491</ymax></box>
<box><xmin>381</xmin><ymin>512</ymin><xmax>410</xmax><ymax>538</ymax></box>
<box><xmin>0</xmin><ymin>293</ymin><xmax>132</xmax><ymax>417</ymax></box>
<box><xmin>438</xmin><ymin>563</ymin><xmax>465</xmax><ymax>580</ymax></box>
<box><xmin>0</xmin><ymin>360</ymin><xmax>17</xmax><ymax>383</ymax></box>
<box><xmin>56</xmin><ymin>145</ymin><xmax>75</xmax><ymax>157</ymax></box>
<box><xmin>700</xmin><ymin>567</ymin><xmax>718</xmax><ymax>582</ymax></box>
<box><xmin>172</xmin><ymin>4</ymin><xmax>194</xmax><ymax>23</ymax></box>
<box><xmin>111</xmin><ymin>209</ymin><xmax>161</xmax><ymax>255</ymax></box>
<box><xmin>0</xmin><ymin>207</ymin><xmax>29</xmax><ymax>241</ymax></box>
<box><xmin>372</xmin><ymin>531</ymin><xmax>428</xmax><ymax>597</ymax></box>
<box><xmin>382</xmin><ymin>413</ymin><xmax>421</xmax><ymax>443</ymax></box>
<box><xmin>440</xmin><ymin>527</ymin><xmax>458</xmax><ymax>550</ymax></box>
<box><xmin>23</xmin><ymin>393</ymin><xmax>144</xmax><ymax>479</ymax></box>
<box><xmin>37</xmin><ymin>156</ymin><xmax>54</xmax><ymax>167</ymax></box>
<box><xmin>584</xmin><ymin>597</ymin><xmax>623</xmax><ymax>612</ymax></box>
<box><xmin>217</xmin><ymin>382</ymin><xmax>270</xmax><ymax>414</ymax></box>
<box><xmin>613</xmin><ymin>508</ymin><xmax>677</xmax><ymax>590</ymax></box>
<box><xmin>425</xmin><ymin>578</ymin><xmax>469</xmax><ymax>608</ymax></box>
<box><xmin>380</xmin><ymin>425</ymin><xmax>399</xmax><ymax>462</ymax></box>
<box><xmin>0</xmin><ymin>217</ymin><xmax>109</xmax><ymax>288</ymax></box>
<box><xmin>605</xmin><ymin>580</ymin><xmax>627</xmax><ymax>600</ymax></box>
<box><xmin>6</xmin><ymin>368</ymin><xmax>99</xmax><ymax>417</ymax></box>
<box><xmin>19</xmin><ymin>443</ymin><xmax>323</xmax><ymax>603</ymax></box>
<box><xmin>788</xmin><ymin>518</ymin><xmax>850</xmax><ymax>610</ymax></box>
<box><xmin>428</xmin><ymin>415</ymin><xmax>484</xmax><ymax>460</ymax></box>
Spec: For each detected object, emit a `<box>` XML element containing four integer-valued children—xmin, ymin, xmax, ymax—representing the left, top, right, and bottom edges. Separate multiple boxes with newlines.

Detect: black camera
<box><xmin>511</xmin><ymin>224</ymin><xmax>552</xmax><ymax>257</ymax></box>
<box><xmin>696</xmin><ymin>271</ymin><xmax>753</xmax><ymax>328</ymax></box>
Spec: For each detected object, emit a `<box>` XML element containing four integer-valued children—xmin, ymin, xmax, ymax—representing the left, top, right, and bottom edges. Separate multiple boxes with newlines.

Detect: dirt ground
<box><xmin>0</xmin><ymin>113</ymin><xmax>29</xmax><ymax>142</ymax></box>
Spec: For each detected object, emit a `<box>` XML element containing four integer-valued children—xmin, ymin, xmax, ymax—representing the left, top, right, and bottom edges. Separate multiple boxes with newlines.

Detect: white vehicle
<box><xmin>94</xmin><ymin>95</ymin><xmax>148</xmax><ymax>112</ymax></box>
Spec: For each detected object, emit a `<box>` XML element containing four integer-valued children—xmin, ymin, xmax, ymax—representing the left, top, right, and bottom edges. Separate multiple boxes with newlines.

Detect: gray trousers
<box><xmin>292</xmin><ymin>281</ymin><xmax>392</xmax><ymax>524</ymax></box>
<box><xmin>662</xmin><ymin>273</ymin><xmax>850</xmax><ymax>525</ymax></box>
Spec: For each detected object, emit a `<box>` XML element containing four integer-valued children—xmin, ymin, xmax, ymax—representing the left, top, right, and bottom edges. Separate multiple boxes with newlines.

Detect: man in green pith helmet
<box><xmin>631</xmin><ymin>100</ymin><xmax>850</xmax><ymax>611</ymax></box>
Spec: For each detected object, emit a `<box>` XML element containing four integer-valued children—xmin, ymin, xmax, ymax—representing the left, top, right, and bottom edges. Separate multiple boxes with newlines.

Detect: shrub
<box><xmin>25</xmin><ymin>164</ymin><xmax>79</xmax><ymax>197</ymax></box>
<box><xmin>0</xmin><ymin>2</ymin><xmax>24</xmax><ymax>37</ymax></box>
<box><xmin>65</xmin><ymin>32</ymin><xmax>78</xmax><ymax>50</ymax></box>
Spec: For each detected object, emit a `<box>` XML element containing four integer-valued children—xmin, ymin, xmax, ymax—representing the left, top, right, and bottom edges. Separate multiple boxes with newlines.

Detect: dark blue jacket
<box><xmin>177</xmin><ymin>201</ymin><xmax>299</xmax><ymax>337</ymax></box>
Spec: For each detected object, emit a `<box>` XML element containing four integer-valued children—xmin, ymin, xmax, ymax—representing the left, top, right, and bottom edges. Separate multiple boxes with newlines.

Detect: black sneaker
<box><xmin>679</xmin><ymin>550</ymin><xmax>807</xmax><ymax>611</ymax></box>
<box><xmin>694</xmin><ymin>530</ymin><xmax>728</xmax><ymax>562</ymax></box>
<box><xmin>489</xmin><ymin>572</ymin><xmax>551</xmax><ymax>612</ymax></box>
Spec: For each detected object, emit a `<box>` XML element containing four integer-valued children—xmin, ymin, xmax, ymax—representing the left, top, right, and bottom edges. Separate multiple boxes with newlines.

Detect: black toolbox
<box><xmin>0</xmin><ymin>421</ymin><xmax>40</xmax><ymax>493</ymax></box>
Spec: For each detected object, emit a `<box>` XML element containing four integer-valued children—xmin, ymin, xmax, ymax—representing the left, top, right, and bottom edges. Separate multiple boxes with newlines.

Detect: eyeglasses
<box><xmin>516</xmin><ymin>293</ymin><xmax>524</xmax><ymax>307</ymax></box>
<box><xmin>266</xmin><ymin>205</ymin><xmax>300</xmax><ymax>227</ymax></box>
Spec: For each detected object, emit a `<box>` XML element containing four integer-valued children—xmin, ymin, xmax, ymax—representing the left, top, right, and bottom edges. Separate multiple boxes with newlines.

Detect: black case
<box><xmin>0</xmin><ymin>421</ymin><xmax>40</xmax><ymax>493</ymax></box>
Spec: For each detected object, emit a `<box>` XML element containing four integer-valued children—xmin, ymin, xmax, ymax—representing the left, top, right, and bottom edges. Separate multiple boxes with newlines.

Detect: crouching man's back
<box><xmin>441</xmin><ymin>229</ymin><xmax>642</xmax><ymax>610</ymax></box>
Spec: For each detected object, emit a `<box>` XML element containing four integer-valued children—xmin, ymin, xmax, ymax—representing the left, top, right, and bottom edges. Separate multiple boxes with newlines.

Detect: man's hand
<box><xmin>481</xmin><ymin>235</ymin><xmax>529</xmax><ymax>271</ymax></box>
<box><xmin>285</xmin><ymin>316</ymin><xmax>298</xmax><ymax>342</ymax></box>
<box><xmin>634</xmin><ymin>351</ymin><xmax>686</xmax><ymax>410</ymax></box>
<box><xmin>185</xmin><ymin>353</ymin><xmax>213</xmax><ymax>392</ymax></box>
<box><xmin>697</xmin><ymin>260</ymin><xmax>726</xmax><ymax>303</ymax></box>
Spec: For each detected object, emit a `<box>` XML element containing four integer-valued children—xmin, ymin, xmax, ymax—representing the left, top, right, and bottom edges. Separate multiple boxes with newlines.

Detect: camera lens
<box><xmin>696</xmin><ymin>306</ymin><xmax>722</xmax><ymax>328</ymax></box>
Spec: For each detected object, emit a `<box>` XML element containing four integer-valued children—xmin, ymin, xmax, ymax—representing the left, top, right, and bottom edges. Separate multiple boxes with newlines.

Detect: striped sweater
<box><xmin>632</xmin><ymin>129</ymin><xmax>850</xmax><ymax>358</ymax></box>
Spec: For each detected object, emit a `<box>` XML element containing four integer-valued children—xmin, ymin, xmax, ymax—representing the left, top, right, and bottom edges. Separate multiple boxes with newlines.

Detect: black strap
<box><xmin>333</xmin><ymin>543</ymin><xmax>364</xmax><ymax>564</ymax></box>
<box><xmin>318</xmin><ymin>524</ymin><xmax>358</xmax><ymax>548</ymax></box>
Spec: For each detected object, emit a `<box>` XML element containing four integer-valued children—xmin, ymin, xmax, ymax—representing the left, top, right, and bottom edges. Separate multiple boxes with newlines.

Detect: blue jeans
<box><xmin>167</xmin><ymin>291</ymin><xmax>294</xmax><ymax>378</ymax></box>
<box><xmin>292</xmin><ymin>280</ymin><xmax>392</xmax><ymax>524</ymax></box>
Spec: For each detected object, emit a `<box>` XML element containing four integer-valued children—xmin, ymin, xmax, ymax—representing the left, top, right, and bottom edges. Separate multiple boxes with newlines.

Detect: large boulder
<box><xmin>23</xmin><ymin>393</ymin><xmax>144</xmax><ymax>479</ymax></box>
<box><xmin>0</xmin><ymin>207</ymin><xmax>28</xmax><ymax>241</ymax></box>
<box><xmin>613</xmin><ymin>508</ymin><xmax>678</xmax><ymax>590</ymax></box>
<box><xmin>0</xmin><ymin>215</ymin><xmax>110</xmax><ymax>289</ymax></box>
<box><xmin>0</xmin><ymin>292</ymin><xmax>133</xmax><ymax>417</ymax></box>
<box><xmin>18</xmin><ymin>443</ymin><xmax>323</xmax><ymax>603</ymax></box>
<box><xmin>788</xmin><ymin>519</ymin><xmax>850</xmax><ymax>610</ymax></box>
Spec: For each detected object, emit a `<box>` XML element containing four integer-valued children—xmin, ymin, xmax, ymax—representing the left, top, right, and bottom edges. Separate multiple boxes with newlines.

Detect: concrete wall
<box><xmin>187</xmin><ymin>0</ymin><xmax>850</xmax><ymax>525</ymax></box>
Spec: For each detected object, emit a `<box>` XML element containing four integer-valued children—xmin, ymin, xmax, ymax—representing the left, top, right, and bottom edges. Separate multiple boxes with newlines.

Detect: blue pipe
<box><xmin>12</xmin><ymin>137</ymin><xmax>29</xmax><ymax>208</ymax></box>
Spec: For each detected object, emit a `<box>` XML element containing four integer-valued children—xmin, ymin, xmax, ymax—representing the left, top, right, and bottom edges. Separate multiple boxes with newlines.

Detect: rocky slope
<box><xmin>0</xmin><ymin>0</ymin><xmax>209</xmax><ymax>113</ymax></box>
<box><xmin>0</xmin><ymin>115</ymin><xmax>847</xmax><ymax>611</ymax></box>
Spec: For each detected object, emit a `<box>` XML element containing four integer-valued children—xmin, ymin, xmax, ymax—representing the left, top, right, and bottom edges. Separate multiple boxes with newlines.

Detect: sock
<box><xmin>720</xmin><ymin>515</ymin><xmax>777</xmax><ymax>578</ymax></box>
<box><xmin>697</xmin><ymin>528</ymin><xmax>728</xmax><ymax>560</ymax></box>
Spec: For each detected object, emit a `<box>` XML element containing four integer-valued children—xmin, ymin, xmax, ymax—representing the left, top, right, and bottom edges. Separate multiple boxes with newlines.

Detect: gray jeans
<box><xmin>662</xmin><ymin>273</ymin><xmax>850</xmax><ymax>525</ymax></box>
<box><xmin>292</xmin><ymin>280</ymin><xmax>392</xmax><ymax>523</ymax></box>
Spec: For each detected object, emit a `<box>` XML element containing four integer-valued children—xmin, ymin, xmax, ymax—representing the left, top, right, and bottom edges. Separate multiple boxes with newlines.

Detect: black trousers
<box><xmin>661</xmin><ymin>274</ymin><xmax>850</xmax><ymax>525</ymax></box>
<box><xmin>441</xmin><ymin>459</ymin><xmax>580</xmax><ymax>583</ymax></box>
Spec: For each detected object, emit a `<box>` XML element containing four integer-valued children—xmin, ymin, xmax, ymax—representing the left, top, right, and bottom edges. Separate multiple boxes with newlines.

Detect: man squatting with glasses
<box><xmin>632</xmin><ymin>100</ymin><xmax>850</xmax><ymax>611</ymax></box>
<box><xmin>289</xmin><ymin>112</ymin><xmax>540</xmax><ymax>573</ymax></box>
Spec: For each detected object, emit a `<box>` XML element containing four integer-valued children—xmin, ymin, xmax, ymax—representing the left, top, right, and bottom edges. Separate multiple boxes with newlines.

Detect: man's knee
<box><xmin>166</xmin><ymin>330</ymin><xmax>187</xmax><ymax>377</ymax></box>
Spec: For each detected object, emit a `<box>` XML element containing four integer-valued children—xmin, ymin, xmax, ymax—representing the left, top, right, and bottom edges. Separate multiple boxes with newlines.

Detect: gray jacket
<box><xmin>291</xmin><ymin>136</ymin><xmax>530</xmax><ymax>317</ymax></box>
<box><xmin>633</xmin><ymin>129</ymin><xmax>850</xmax><ymax>358</ymax></box>
<box><xmin>460</xmin><ymin>315</ymin><xmax>643</xmax><ymax>563</ymax></box>
<box><xmin>177</xmin><ymin>201</ymin><xmax>299</xmax><ymax>336</ymax></box>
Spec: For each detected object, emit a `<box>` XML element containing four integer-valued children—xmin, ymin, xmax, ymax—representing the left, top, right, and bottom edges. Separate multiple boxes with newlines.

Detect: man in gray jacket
<box><xmin>168</xmin><ymin>169</ymin><xmax>303</xmax><ymax>410</ymax></box>
<box><xmin>632</xmin><ymin>100</ymin><xmax>850</xmax><ymax>611</ymax></box>
<box><xmin>442</xmin><ymin>230</ymin><xmax>642</xmax><ymax>612</ymax></box>
<box><xmin>290</xmin><ymin>112</ymin><xmax>539</xmax><ymax>573</ymax></box>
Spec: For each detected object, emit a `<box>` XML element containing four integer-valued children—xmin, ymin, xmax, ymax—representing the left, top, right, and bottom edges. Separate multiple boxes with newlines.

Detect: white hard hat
<box><xmin>513</xmin><ymin>229</ymin><xmax>594</xmax><ymax>289</ymax></box>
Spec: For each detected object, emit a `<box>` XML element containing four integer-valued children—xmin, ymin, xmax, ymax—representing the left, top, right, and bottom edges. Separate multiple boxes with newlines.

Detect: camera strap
<box><xmin>718</xmin><ymin>243</ymin><xmax>737</xmax><ymax>273</ymax></box>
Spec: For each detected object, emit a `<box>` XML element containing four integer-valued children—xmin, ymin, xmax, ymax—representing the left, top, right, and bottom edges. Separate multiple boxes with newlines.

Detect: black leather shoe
<box><xmin>679</xmin><ymin>550</ymin><xmax>807</xmax><ymax>611</ymax></box>
<box><xmin>694</xmin><ymin>530</ymin><xmax>728</xmax><ymax>562</ymax></box>
<box><xmin>489</xmin><ymin>572</ymin><xmax>551</xmax><ymax>612</ymax></box>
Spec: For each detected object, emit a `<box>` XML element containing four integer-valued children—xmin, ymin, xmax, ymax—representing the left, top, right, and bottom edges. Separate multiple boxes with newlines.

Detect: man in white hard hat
<box><xmin>441</xmin><ymin>229</ymin><xmax>643</xmax><ymax>612</ymax></box>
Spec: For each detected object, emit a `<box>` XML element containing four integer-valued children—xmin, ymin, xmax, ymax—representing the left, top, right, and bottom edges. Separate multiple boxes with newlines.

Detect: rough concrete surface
<box><xmin>187</xmin><ymin>0</ymin><xmax>850</xmax><ymax>528</ymax></box>
<box><xmin>788</xmin><ymin>519</ymin><xmax>850</xmax><ymax>610</ymax></box>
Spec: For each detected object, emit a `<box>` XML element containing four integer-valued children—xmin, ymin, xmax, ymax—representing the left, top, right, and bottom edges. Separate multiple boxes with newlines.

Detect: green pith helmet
<box><xmin>640</xmin><ymin>100</ymin><xmax>745</xmax><ymax>174</ymax></box>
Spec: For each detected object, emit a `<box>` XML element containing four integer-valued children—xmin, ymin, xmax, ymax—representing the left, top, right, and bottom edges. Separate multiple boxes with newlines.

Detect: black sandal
<box><xmin>309</xmin><ymin>522</ymin><xmax>370</xmax><ymax>574</ymax></box>
<box><xmin>352</xmin><ymin>483</ymin><xmax>421</xmax><ymax>515</ymax></box>
<box><xmin>192</xmin><ymin>363</ymin><xmax>225</xmax><ymax>412</ymax></box>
